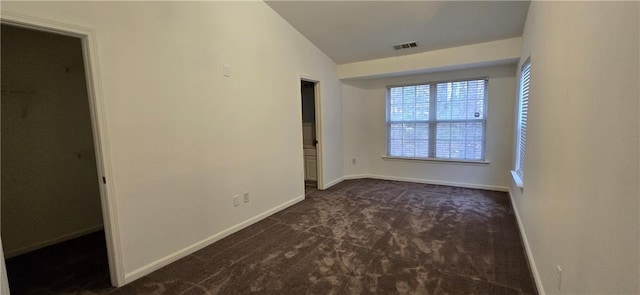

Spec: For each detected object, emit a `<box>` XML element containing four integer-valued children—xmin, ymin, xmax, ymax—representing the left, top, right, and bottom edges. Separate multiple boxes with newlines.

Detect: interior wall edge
<box><xmin>508</xmin><ymin>187</ymin><xmax>545</xmax><ymax>295</ymax></box>
<box><xmin>322</xmin><ymin>176</ymin><xmax>344</xmax><ymax>190</ymax></box>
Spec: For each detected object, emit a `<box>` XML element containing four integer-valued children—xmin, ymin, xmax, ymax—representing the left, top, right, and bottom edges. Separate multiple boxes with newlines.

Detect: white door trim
<box><xmin>299</xmin><ymin>75</ymin><xmax>324</xmax><ymax>189</ymax></box>
<box><xmin>0</xmin><ymin>11</ymin><xmax>125</xmax><ymax>287</ymax></box>
<box><xmin>1</xmin><ymin>238</ymin><xmax>10</xmax><ymax>294</ymax></box>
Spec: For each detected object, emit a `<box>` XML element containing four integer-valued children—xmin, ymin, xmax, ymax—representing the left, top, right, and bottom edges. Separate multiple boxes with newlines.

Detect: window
<box><xmin>386</xmin><ymin>78</ymin><xmax>487</xmax><ymax>161</ymax></box>
<box><xmin>514</xmin><ymin>59</ymin><xmax>530</xmax><ymax>181</ymax></box>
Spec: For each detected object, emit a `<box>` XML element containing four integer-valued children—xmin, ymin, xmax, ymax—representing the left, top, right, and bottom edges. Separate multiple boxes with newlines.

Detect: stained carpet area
<box><xmin>6</xmin><ymin>179</ymin><xmax>537</xmax><ymax>294</ymax></box>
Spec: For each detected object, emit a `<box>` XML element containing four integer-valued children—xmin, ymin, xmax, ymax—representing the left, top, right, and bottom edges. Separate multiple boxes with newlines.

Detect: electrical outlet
<box><xmin>557</xmin><ymin>265</ymin><xmax>562</xmax><ymax>291</ymax></box>
<box><xmin>243</xmin><ymin>192</ymin><xmax>249</xmax><ymax>203</ymax></box>
<box><xmin>233</xmin><ymin>195</ymin><xmax>240</xmax><ymax>207</ymax></box>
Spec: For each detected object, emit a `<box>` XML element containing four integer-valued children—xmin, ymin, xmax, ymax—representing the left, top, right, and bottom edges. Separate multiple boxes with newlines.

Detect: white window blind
<box><xmin>515</xmin><ymin>60</ymin><xmax>530</xmax><ymax>179</ymax></box>
<box><xmin>387</xmin><ymin>78</ymin><xmax>487</xmax><ymax>161</ymax></box>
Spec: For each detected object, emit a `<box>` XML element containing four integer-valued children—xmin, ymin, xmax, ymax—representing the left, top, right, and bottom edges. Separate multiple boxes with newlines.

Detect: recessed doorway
<box><xmin>300</xmin><ymin>79</ymin><xmax>321</xmax><ymax>195</ymax></box>
<box><xmin>1</xmin><ymin>20</ymin><xmax>119</xmax><ymax>293</ymax></box>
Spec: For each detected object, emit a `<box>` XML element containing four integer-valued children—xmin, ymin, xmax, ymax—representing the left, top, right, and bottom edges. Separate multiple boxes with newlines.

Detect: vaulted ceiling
<box><xmin>266</xmin><ymin>1</ymin><xmax>530</xmax><ymax>64</ymax></box>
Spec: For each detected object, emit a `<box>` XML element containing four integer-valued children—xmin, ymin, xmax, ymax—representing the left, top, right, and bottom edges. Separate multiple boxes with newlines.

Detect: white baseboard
<box><xmin>343</xmin><ymin>174</ymin><xmax>509</xmax><ymax>192</ymax></box>
<box><xmin>322</xmin><ymin>176</ymin><xmax>344</xmax><ymax>190</ymax></box>
<box><xmin>4</xmin><ymin>224</ymin><xmax>104</xmax><ymax>258</ymax></box>
<box><xmin>342</xmin><ymin>174</ymin><xmax>369</xmax><ymax>180</ymax></box>
<box><xmin>508</xmin><ymin>189</ymin><xmax>545</xmax><ymax>295</ymax></box>
<box><xmin>123</xmin><ymin>194</ymin><xmax>306</xmax><ymax>284</ymax></box>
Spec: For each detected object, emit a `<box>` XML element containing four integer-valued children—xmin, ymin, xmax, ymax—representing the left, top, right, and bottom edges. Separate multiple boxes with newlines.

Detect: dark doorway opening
<box><xmin>1</xmin><ymin>24</ymin><xmax>110</xmax><ymax>294</ymax></box>
<box><xmin>301</xmin><ymin>80</ymin><xmax>318</xmax><ymax>195</ymax></box>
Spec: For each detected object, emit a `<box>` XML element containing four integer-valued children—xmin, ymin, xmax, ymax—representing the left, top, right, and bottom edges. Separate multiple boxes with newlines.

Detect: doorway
<box><xmin>301</xmin><ymin>79</ymin><xmax>320</xmax><ymax>195</ymax></box>
<box><xmin>1</xmin><ymin>24</ymin><xmax>111</xmax><ymax>294</ymax></box>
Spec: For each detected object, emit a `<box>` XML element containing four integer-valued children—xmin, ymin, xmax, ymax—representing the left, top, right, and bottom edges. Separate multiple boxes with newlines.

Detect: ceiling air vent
<box><xmin>393</xmin><ymin>41</ymin><xmax>418</xmax><ymax>50</ymax></box>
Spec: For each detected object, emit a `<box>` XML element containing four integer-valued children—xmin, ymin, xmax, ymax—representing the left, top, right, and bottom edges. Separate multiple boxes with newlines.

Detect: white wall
<box><xmin>341</xmin><ymin>80</ymin><xmax>372</xmax><ymax>177</ymax></box>
<box><xmin>510</xmin><ymin>2</ymin><xmax>639</xmax><ymax>294</ymax></box>
<box><xmin>1</xmin><ymin>25</ymin><xmax>104</xmax><ymax>257</ymax></box>
<box><xmin>337</xmin><ymin>37</ymin><xmax>521</xmax><ymax>80</ymax></box>
<box><xmin>1</xmin><ymin>1</ymin><xmax>343</xmax><ymax>282</ymax></box>
<box><xmin>343</xmin><ymin>65</ymin><xmax>516</xmax><ymax>190</ymax></box>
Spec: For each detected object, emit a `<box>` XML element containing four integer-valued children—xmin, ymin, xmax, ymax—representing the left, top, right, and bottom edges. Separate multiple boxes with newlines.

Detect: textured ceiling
<box><xmin>266</xmin><ymin>1</ymin><xmax>530</xmax><ymax>64</ymax></box>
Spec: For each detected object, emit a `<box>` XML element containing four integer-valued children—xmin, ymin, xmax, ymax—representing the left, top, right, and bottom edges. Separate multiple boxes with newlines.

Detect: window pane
<box><xmin>436</xmin><ymin>140</ymin><xmax>450</xmax><ymax>158</ymax></box>
<box><xmin>389</xmin><ymin>87</ymin><xmax>403</xmax><ymax>121</ymax></box>
<box><xmin>416</xmin><ymin>140</ymin><xmax>429</xmax><ymax>157</ymax></box>
<box><xmin>402</xmin><ymin>140</ymin><xmax>415</xmax><ymax>157</ymax></box>
<box><xmin>436</xmin><ymin>80</ymin><xmax>485</xmax><ymax>121</ymax></box>
<box><xmin>416</xmin><ymin>85</ymin><xmax>430</xmax><ymax>120</ymax></box>
<box><xmin>389</xmin><ymin>124</ymin><xmax>402</xmax><ymax>140</ymax></box>
<box><xmin>389</xmin><ymin>85</ymin><xmax>430</xmax><ymax>122</ymax></box>
<box><xmin>516</xmin><ymin>61</ymin><xmax>530</xmax><ymax>177</ymax></box>
<box><xmin>466</xmin><ymin>80</ymin><xmax>485</xmax><ymax>119</ymax></box>
<box><xmin>415</xmin><ymin>103</ymin><xmax>428</xmax><ymax>120</ymax></box>
<box><xmin>450</xmin><ymin>100</ymin><xmax>466</xmax><ymax>121</ymax></box>
<box><xmin>415</xmin><ymin>123</ymin><xmax>429</xmax><ymax>140</ymax></box>
<box><xmin>390</xmin><ymin>140</ymin><xmax>402</xmax><ymax>157</ymax></box>
<box><xmin>450</xmin><ymin>141</ymin><xmax>466</xmax><ymax>159</ymax></box>
<box><xmin>403</xmin><ymin>86</ymin><xmax>416</xmax><ymax>104</ymax></box>
<box><xmin>387</xmin><ymin>80</ymin><xmax>485</xmax><ymax>161</ymax></box>
<box><xmin>435</xmin><ymin>122</ymin><xmax>484</xmax><ymax>160</ymax></box>
<box><xmin>390</xmin><ymin>87</ymin><xmax>402</xmax><ymax>104</ymax></box>
<box><xmin>466</xmin><ymin>141</ymin><xmax>483</xmax><ymax>160</ymax></box>
<box><xmin>450</xmin><ymin>123</ymin><xmax>465</xmax><ymax>140</ymax></box>
<box><xmin>450</xmin><ymin>81</ymin><xmax>467</xmax><ymax>120</ymax></box>
<box><xmin>416</xmin><ymin>85</ymin><xmax>429</xmax><ymax>103</ymax></box>
<box><xmin>403</xmin><ymin>103</ymin><xmax>416</xmax><ymax>121</ymax></box>
<box><xmin>436</xmin><ymin>83</ymin><xmax>452</xmax><ymax>120</ymax></box>
<box><xmin>388</xmin><ymin>122</ymin><xmax>429</xmax><ymax>158</ymax></box>
<box><xmin>402</xmin><ymin>123</ymin><xmax>415</xmax><ymax>140</ymax></box>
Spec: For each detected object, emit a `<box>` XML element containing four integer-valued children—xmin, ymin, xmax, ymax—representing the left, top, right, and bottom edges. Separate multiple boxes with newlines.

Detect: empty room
<box><xmin>0</xmin><ymin>1</ymin><xmax>638</xmax><ymax>295</ymax></box>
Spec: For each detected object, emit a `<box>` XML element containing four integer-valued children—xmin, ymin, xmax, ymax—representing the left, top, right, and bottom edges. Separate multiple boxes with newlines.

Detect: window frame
<box><xmin>385</xmin><ymin>77</ymin><xmax>489</xmax><ymax>163</ymax></box>
<box><xmin>512</xmin><ymin>58</ymin><xmax>531</xmax><ymax>188</ymax></box>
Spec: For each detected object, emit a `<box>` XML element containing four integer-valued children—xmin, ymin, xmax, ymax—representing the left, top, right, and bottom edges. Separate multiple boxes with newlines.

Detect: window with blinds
<box><xmin>515</xmin><ymin>59</ymin><xmax>530</xmax><ymax>179</ymax></box>
<box><xmin>387</xmin><ymin>78</ymin><xmax>487</xmax><ymax>161</ymax></box>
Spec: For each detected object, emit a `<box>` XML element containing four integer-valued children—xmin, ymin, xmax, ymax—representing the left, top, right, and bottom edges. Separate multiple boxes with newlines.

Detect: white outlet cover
<box><xmin>223</xmin><ymin>64</ymin><xmax>231</xmax><ymax>77</ymax></box>
<box><xmin>243</xmin><ymin>192</ymin><xmax>249</xmax><ymax>203</ymax></box>
<box><xmin>233</xmin><ymin>195</ymin><xmax>240</xmax><ymax>207</ymax></box>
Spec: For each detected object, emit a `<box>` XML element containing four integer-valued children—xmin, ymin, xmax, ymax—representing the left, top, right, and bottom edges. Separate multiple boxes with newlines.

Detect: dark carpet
<box><xmin>6</xmin><ymin>179</ymin><xmax>537</xmax><ymax>294</ymax></box>
<box><xmin>5</xmin><ymin>230</ymin><xmax>111</xmax><ymax>295</ymax></box>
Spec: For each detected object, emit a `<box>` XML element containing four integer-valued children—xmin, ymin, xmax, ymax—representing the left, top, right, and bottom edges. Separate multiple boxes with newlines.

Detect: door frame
<box><xmin>299</xmin><ymin>75</ymin><xmax>324</xmax><ymax>190</ymax></box>
<box><xmin>1</xmin><ymin>238</ymin><xmax>9</xmax><ymax>294</ymax></box>
<box><xmin>0</xmin><ymin>11</ymin><xmax>125</xmax><ymax>287</ymax></box>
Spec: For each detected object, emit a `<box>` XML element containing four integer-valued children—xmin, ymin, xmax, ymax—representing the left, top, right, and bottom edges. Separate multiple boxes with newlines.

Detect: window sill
<box><xmin>510</xmin><ymin>170</ymin><xmax>524</xmax><ymax>189</ymax></box>
<box><xmin>382</xmin><ymin>156</ymin><xmax>490</xmax><ymax>166</ymax></box>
